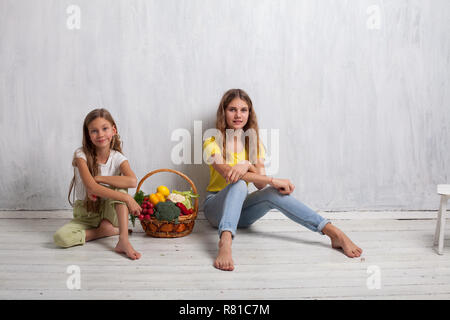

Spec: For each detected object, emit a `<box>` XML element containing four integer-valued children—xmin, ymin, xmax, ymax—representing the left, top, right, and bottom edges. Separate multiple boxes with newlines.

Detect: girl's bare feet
<box><xmin>113</xmin><ymin>203</ymin><xmax>141</xmax><ymax>260</ymax></box>
<box><xmin>115</xmin><ymin>237</ymin><xmax>141</xmax><ymax>260</ymax></box>
<box><xmin>214</xmin><ymin>231</ymin><xmax>234</xmax><ymax>271</ymax></box>
<box><xmin>322</xmin><ymin>223</ymin><xmax>363</xmax><ymax>258</ymax></box>
<box><xmin>85</xmin><ymin>219</ymin><xmax>119</xmax><ymax>242</ymax></box>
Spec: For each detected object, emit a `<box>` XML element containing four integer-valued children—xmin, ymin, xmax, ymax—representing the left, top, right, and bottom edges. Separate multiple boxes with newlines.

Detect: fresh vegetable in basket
<box><xmin>134</xmin><ymin>190</ymin><xmax>145</xmax><ymax>206</ymax></box>
<box><xmin>175</xmin><ymin>202</ymin><xmax>190</xmax><ymax>215</ymax></box>
<box><xmin>154</xmin><ymin>201</ymin><xmax>181</xmax><ymax>224</ymax></box>
<box><xmin>157</xmin><ymin>185</ymin><xmax>170</xmax><ymax>197</ymax></box>
<box><xmin>129</xmin><ymin>190</ymin><xmax>147</xmax><ymax>227</ymax></box>
<box><xmin>167</xmin><ymin>193</ymin><xmax>186</xmax><ymax>203</ymax></box>
<box><xmin>141</xmin><ymin>199</ymin><xmax>154</xmax><ymax>215</ymax></box>
<box><xmin>149</xmin><ymin>193</ymin><xmax>165</xmax><ymax>206</ymax></box>
<box><xmin>171</xmin><ymin>189</ymin><xmax>199</xmax><ymax>210</ymax></box>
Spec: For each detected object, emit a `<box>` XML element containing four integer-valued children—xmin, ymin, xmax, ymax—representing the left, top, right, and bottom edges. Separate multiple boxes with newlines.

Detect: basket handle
<box><xmin>135</xmin><ymin>168</ymin><xmax>199</xmax><ymax>215</ymax></box>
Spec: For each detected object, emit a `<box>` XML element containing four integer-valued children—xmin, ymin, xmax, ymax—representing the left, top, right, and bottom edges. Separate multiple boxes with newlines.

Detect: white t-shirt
<box><xmin>72</xmin><ymin>147</ymin><xmax>128</xmax><ymax>201</ymax></box>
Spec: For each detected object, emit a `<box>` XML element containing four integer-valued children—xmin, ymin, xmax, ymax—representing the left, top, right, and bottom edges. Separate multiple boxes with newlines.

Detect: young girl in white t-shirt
<box><xmin>53</xmin><ymin>108</ymin><xmax>142</xmax><ymax>260</ymax></box>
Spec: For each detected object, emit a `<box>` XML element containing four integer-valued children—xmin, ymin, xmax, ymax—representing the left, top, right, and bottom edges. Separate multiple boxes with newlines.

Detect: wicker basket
<box><xmin>136</xmin><ymin>168</ymin><xmax>199</xmax><ymax>238</ymax></box>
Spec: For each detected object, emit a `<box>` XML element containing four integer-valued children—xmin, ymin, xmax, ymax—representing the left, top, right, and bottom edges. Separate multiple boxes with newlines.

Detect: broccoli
<box><xmin>155</xmin><ymin>201</ymin><xmax>181</xmax><ymax>224</ymax></box>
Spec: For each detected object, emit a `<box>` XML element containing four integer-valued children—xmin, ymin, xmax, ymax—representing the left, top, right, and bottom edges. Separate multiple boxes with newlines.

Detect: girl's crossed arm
<box><xmin>210</xmin><ymin>155</ymin><xmax>295</xmax><ymax>195</ymax></box>
<box><xmin>93</xmin><ymin>161</ymin><xmax>138</xmax><ymax>189</ymax></box>
<box><xmin>75</xmin><ymin>158</ymin><xmax>141</xmax><ymax>215</ymax></box>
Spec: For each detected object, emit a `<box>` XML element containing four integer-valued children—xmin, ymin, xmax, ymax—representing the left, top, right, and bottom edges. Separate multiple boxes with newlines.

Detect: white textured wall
<box><xmin>0</xmin><ymin>0</ymin><xmax>449</xmax><ymax>211</ymax></box>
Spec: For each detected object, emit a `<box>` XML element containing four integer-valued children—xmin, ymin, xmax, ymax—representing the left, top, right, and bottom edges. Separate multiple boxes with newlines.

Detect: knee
<box><xmin>53</xmin><ymin>230</ymin><xmax>71</xmax><ymax>248</ymax></box>
<box><xmin>263</xmin><ymin>186</ymin><xmax>283</xmax><ymax>198</ymax></box>
<box><xmin>260</xmin><ymin>186</ymin><xmax>286</xmax><ymax>206</ymax></box>
<box><xmin>229</xmin><ymin>179</ymin><xmax>248</xmax><ymax>193</ymax></box>
<box><xmin>53</xmin><ymin>227</ymin><xmax>83</xmax><ymax>248</ymax></box>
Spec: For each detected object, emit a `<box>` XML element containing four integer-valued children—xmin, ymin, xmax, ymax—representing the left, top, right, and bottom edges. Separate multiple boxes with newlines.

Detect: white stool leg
<box><xmin>434</xmin><ymin>197</ymin><xmax>443</xmax><ymax>246</ymax></box>
<box><xmin>438</xmin><ymin>196</ymin><xmax>447</xmax><ymax>255</ymax></box>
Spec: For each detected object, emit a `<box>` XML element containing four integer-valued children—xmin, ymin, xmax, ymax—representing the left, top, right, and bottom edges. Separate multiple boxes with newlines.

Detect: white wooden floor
<box><xmin>0</xmin><ymin>210</ymin><xmax>449</xmax><ymax>300</ymax></box>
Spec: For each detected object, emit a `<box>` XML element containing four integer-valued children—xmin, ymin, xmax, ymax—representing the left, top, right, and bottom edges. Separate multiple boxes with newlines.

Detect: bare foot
<box><xmin>331</xmin><ymin>231</ymin><xmax>363</xmax><ymax>258</ymax></box>
<box><xmin>97</xmin><ymin>219</ymin><xmax>119</xmax><ymax>237</ymax></box>
<box><xmin>85</xmin><ymin>219</ymin><xmax>119</xmax><ymax>242</ymax></box>
<box><xmin>214</xmin><ymin>232</ymin><xmax>234</xmax><ymax>271</ymax></box>
<box><xmin>323</xmin><ymin>224</ymin><xmax>362</xmax><ymax>258</ymax></box>
<box><xmin>114</xmin><ymin>237</ymin><xmax>141</xmax><ymax>260</ymax></box>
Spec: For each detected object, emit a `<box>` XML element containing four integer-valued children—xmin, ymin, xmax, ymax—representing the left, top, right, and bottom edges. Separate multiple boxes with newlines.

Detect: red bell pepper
<box><xmin>175</xmin><ymin>202</ymin><xmax>190</xmax><ymax>215</ymax></box>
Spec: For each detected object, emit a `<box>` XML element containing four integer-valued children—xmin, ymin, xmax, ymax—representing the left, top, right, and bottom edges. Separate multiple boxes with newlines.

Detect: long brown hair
<box><xmin>68</xmin><ymin>108</ymin><xmax>123</xmax><ymax>212</ymax></box>
<box><xmin>215</xmin><ymin>89</ymin><xmax>261</xmax><ymax>163</ymax></box>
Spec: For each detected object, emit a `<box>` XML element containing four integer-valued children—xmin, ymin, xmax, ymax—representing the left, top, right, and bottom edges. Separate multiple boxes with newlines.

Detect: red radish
<box><xmin>138</xmin><ymin>214</ymin><xmax>144</xmax><ymax>221</ymax></box>
<box><xmin>148</xmin><ymin>208</ymin><xmax>154</xmax><ymax>215</ymax></box>
<box><xmin>144</xmin><ymin>215</ymin><xmax>150</xmax><ymax>221</ymax></box>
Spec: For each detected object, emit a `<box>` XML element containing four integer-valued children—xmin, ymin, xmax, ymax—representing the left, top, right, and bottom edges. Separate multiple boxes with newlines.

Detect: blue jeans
<box><xmin>203</xmin><ymin>180</ymin><xmax>331</xmax><ymax>238</ymax></box>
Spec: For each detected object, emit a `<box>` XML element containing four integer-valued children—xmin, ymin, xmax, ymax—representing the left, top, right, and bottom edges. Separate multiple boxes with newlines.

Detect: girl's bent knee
<box><xmin>54</xmin><ymin>231</ymin><xmax>73</xmax><ymax>248</ymax></box>
<box><xmin>266</xmin><ymin>186</ymin><xmax>281</xmax><ymax>195</ymax></box>
<box><xmin>265</xmin><ymin>186</ymin><xmax>288</xmax><ymax>201</ymax></box>
<box><xmin>53</xmin><ymin>229</ymin><xmax>84</xmax><ymax>248</ymax></box>
<box><xmin>230</xmin><ymin>180</ymin><xmax>248</xmax><ymax>193</ymax></box>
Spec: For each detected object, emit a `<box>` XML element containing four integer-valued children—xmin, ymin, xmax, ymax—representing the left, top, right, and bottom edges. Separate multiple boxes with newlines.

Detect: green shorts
<box><xmin>53</xmin><ymin>189</ymin><xmax>128</xmax><ymax>248</ymax></box>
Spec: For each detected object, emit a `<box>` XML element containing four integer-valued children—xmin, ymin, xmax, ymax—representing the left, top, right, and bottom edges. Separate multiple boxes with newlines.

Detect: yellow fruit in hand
<box><xmin>157</xmin><ymin>185</ymin><xmax>170</xmax><ymax>197</ymax></box>
<box><xmin>149</xmin><ymin>193</ymin><xmax>160</xmax><ymax>206</ymax></box>
<box><xmin>156</xmin><ymin>192</ymin><xmax>166</xmax><ymax>202</ymax></box>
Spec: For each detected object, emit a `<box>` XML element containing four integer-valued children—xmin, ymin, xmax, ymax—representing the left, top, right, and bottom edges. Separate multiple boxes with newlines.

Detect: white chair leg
<box><xmin>434</xmin><ymin>197</ymin><xmax>443</xmax><ymax>246</ymax></box>
<box><xmin>438</xmin><ymin>196</ymin><xmax>447</xmax><ymax>255</ymax></box>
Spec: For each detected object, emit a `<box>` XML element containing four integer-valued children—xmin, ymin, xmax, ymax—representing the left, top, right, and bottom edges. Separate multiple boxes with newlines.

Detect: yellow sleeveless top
<box><xmin>203</xmin><ymin>136</ymin><xmax>266</xmax><ymax>192</ymax></box>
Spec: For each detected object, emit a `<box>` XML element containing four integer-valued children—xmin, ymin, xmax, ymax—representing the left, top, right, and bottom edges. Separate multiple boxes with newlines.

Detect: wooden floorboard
<box><xmin>0</xmin><ymin>212</ymin><xmax>449</xmax><ymax>300</ymax></box>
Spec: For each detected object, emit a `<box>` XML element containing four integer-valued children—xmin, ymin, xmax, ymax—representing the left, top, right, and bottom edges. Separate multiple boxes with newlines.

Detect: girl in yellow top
<box><xmin>203</xmin><ymin>89</ymin><xmax>362</xmax><ymax>271</ymax></box>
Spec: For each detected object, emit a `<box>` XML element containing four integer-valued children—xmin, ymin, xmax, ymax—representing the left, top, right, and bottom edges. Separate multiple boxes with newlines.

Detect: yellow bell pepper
<box><xmin>157</xmin><ymin>185</ymin><xmax>170</xmax><ymax>197</ymax></box>
<box><xmin>149</xmin><ymin>193</ymin><xmax>160</xmax><ymax>206</ymax></box>
<box><xmin>156</xmin><ymin>192</ymin><xmax>166</xmax><ymax>202</ymax></box>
